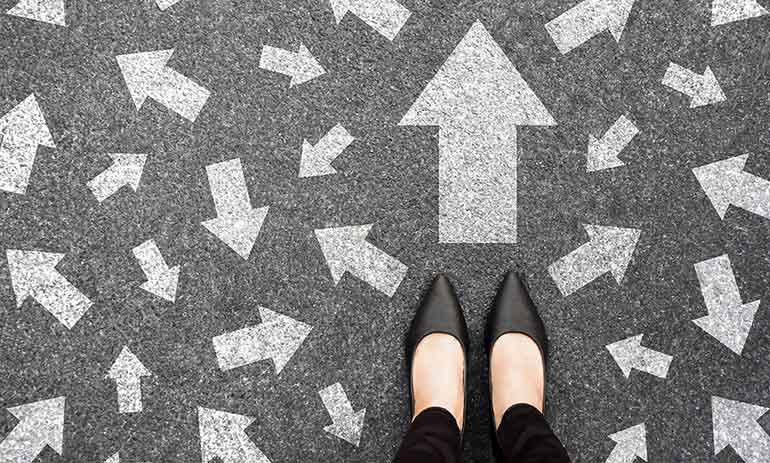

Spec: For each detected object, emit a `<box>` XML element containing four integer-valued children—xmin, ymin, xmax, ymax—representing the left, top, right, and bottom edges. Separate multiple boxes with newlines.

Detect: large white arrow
<box><xmin>544</xmin><ymin>0</ymin><xmax>636</xmax><ymax>54</ymax></box>
<box><xmin>132</xmin><ymin>239</ymin><xmax>180</xmax><ymax>302</ymax></box>
<box><xmin>400</xmin><ymin>20</ymin><xmax>555</xmax><ymax>244</ymax></box>
<box><xmin>587</xmin><ymin>115</ymin><xmax>638</xmax><ymax>172</ymax></box>
<box><xmin>712</xmin><ymin>396</ymin><xmax>770</xmax><ymax>463</ymax></box>
<box><xmin>548</xmin><ymin>224</ymin><xmax>641</xmax><ymax>296</ymax></box>
<box><xmin>694</xmin><ymin>154</ymin><xmax>770</xmax><ymax>220</ymax></box>
<box><xmin>202</xmin><ymin>159</ymin><xmax>269</xmax><ymax>260</ymax></box>
<box><xmin>315</xmin><ymin>224</ymin><xmax>407</xmax><ymax>297</ymax></box>
<box><xmin>259</xmin><ymin>44</ymin><xmax>326</xmax><ymax>87</ymax></box>
<box><xmin>0</xmin><ymin>397</ymin><xmax>65</xmax><ymax>463</ymax></box>
<box><xmin>213</xmin><ymin>306</ymin><xmax>312</xmax><ymax>374</ymax></box>
<box><xmin>319</xmin><ymin>383</ymin><xmax>366</xmax><ymax>447</ymax></box>
<box><xmin>299</xmin><ymin>124</ymin><xmax>355</xmax><ymax>178</ymax></box>
<box><xmin>329</xmin><ymin>0</ymin><xmax>411</xmax><ymax>40</ymax></box>
<box><xmin>712</xmin><ymin>0</ymin><xmax>768</xmax><ymax>26</ymax></box>
<box><xmin>605</xmin><ymin>423</ymin><xmax>647</xmax><ymax>463</ymax></box>
<box><xmin>693</xmin><ymin>254</ymin><xmax>759</xmax><ymax>355</ymax></box>
<box><xmin>107</xmin><ymin>346</ymin><xmax>152</xmax><ymax>414</ymax></box>
<box><xmin>0</xmin><ymin>94</ymin><xmax>54</xmax><ymax>194</ymax></box>
<box><xmin>7</xmin><ymin>250</ymin><xmax>92</xmax><ymax>328</ymax></box>
<box><xmin>6</xmin><ymin>0</ymin><xmax>66</xmax><ymax>26</ymax></box>
<box><xmin>662</xmin><ymin>63</ymin><xmax>726</xmax><ymax>108</ymax></box>
<box><xmin>198</xmin><ymin>407</ymin><xmax>271</xmax><ymax>463</ymax></box>
<box><xmin>116</xmin><ymin>49</ymin><xmax>210</xmax><ymax>122</ymax></box>
<box><xmin>606</xmin><ymin>334</ymin><xmax>672</xmax><ymax>379</ymax></box>
<box><xmin>87</xmin><ymin>153</ymin><xmax>147</xmax><ymax>202</ymax></box>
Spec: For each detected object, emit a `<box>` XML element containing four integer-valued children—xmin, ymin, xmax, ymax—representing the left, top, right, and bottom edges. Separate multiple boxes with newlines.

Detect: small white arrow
<box><xmin>587</xmin><ymin>115</ymin><xmax>638</xmax><ymax>172</ymax></box>
<box><xmin>259</xmin><ymin>44</ymin><xmax>326</xmax><ymax>87</ymax></box>
<box><xmin>712</xmin><ymin>0</ymin><xmax>769</xmax><ymax>26</ymax></box>
<box><xmin>605</xmin><ymin>423</ymin><xmax>647</xmax><ymax>463</ymax></box>
<box><xmin>693</xmin><ymin>254</ymin><xmax>759</xmax><ymax>355</ymax></box>
<box><xmin>107</xmin><ymin>346</ymin><xmax>152</xmax><ymax>414</ymax></box>
<box><xmin>0</xmin><ymin>94</ymin><xmax>55</xmax><ymax>194</ymax></box>
<box><xmin>694</xmin><ymin>154</ymin><xmax>770</xmax><ymax>220</ymax></box>
<box><xmin>712</xmin><ymin>396</ymin><xmax>770</xmax><ymax>463</ymax></box>
<box><xmin>544</xmin><ymin>0</ymin><xmax>636</xmax><ymax>54</ymax></box>
<box><xmin>132</xmin><ymin>239</ymin><xmax>180</xmax><ymax>302</ymax></box>
<box><xmin>7</xmin><ymin>250</ymin><xmax>93</xmax><ymax>329</ymax></box>
<box><xmin>87</xmin><ymin>153</ymin><xmax>147</xmax><ymax>202</ymax></box>
<box><xmin>315</xmin><ymin>224</ymin><xmax>408</xmax><ymax>297</ymax></box>
<box><xmin>198</xmin><ymin>407</ymin><xmax>272</xmax><ymax>463</ymax></box>
<box><xmin>547</xmin><ymin>224</ymin><xmax>641</xmax><ymax>297</ymax></box>
<box><xmin>213</xmin><ymin>307</ymin><xmax>312</xmax><ymax>374</ymax></box>
<box><xmin>319</xmin><ymin>383</ymin><xmax>366</xmax><ymax>447</ymax></box>
<box><xmin>662</xmin><ymin>63</ymin><xmax>726</xmax><ymax>108</ymax></box>
<box><xmin>329</xmin><ymin>0</ymin><xmax>411</xmax><ymax>40</ymax></box>
<box><xmin>606</xmin><ymin>334</ymin><xmax>672</xmax><ymax>379</ymax></box>
<box><xmin>0</xmin><ymin>397</ymin><xmax>65</xmax><ymax>463</ymax></box>
<box><xmin>156</xmin><ymin>0</ymin><xmax>182</xmax><ymax>11</ymax></box>
<box><xmin>6</xmin><ymin>0</ymin><xmax>65</xmax><ymax>26</ymax></box>
<box><xmin>202</xmin><ymin>159</ymin><xmax>269</xmax><ymax>260</ymax></box>
<box><xmin>116</xmin><ymin>49</ymin><xmax>210</xmax><ymax>122</ymax></box>
<box><xmin>299</xmin><ymin>124</ymin><xmax>355</xmax><ymax>178</ymax></box>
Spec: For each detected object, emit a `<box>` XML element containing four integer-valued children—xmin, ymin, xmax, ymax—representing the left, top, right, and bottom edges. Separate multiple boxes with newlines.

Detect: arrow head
<box><xmin>202</xmin><ymin>206</ymin><xmax>269</xmax><ymax>260</ymax></box>
<box><xmin>116</xmin><ymin>49</ymin><xmax>175</xmax><ymax>110</ymax></box>
<box><xmin>6</xmin><ymin>250</ymin><xmax>64</xmax><ymax>307</ymax></box>
<box><xmin>609</xmin><ymin>423</ymin><xmax>647</xmax><ymax>461</ymax></box>
<box><xmin>0</xmin><ymin>94</ymin><xmax>54</xmax><ymax>147</ymax></box>
<box><xmin>198</xmin><ymin>406</ymin><xmax>256</xmax><ymax>463</ymax></box>
<box><xmin>712</xmin><ymin>0</ymin><xmax>769</xmax><ymax>26</ymax></box>
<box><xmin>108</xmin><ymin>153</ymin><xmax>147</xmax><ymax>191</ymax></box>
<box><xmin>258</xmin><ymin>307</ymin><xmax>312</xmax><ymax>374</ymax></box>
<box><xmin>328</xmin><ymin>0</ymin><xmax>350</xmax><ymax>23</ymax></box>
<box><xmin>140</xmin><ymin>265</ymin><xmax>180</xmax><ymax>302</ymax></box>
<box><xmin>107</xmin><ymin>346</ymin><xmax>151</xmax><ymax>380</ymax></box>
<box><xmin>6</xmin><ymin>0</ymin><xmax>66</xmax><ymax>26</ymax></box>
<box><xmin>583</xmin><ymin>224</ymin><xmax>641</xmax><ymax>284</ymax></box>
<box><xmin>7</xmin><ymin>396</ymin><xmax>66</xmax><ymax>455</ymax></box>
<box><xmin>712</xmin><ymin>396</ymin><xmax>770</xmax><ymax>454</ymax></box>
<box><xmin>299</xmin><ymin>139</ymin><xmax>339</xmax><ymax>177</ymax></box>
<box><xmin>290</xmin><ymin>44</ymin><xmax>326</xmax><ymax>87</ymax></box>
<box><xmin>315</xmin><ymin>224</ymin><xmax>373</xmax><ymax>284</ymax></box>
<box><xmin>606</xmin><ymin>334</ymin><xmax>644</xmax><ymax>378</ymax></box>
<box><xmin>587</xmin><ymin>134</ymin><xmax>625</xmax><ymax>172</ymax></box>
<box><xmin>693</xmin><ymin>299</ymin><xmax>760</xmax><ymax>355</ymax></box>
<box><xmin>324</xmin><ymin>408</ymin><xmax>366</xmax><ymax>447</ymax></box>
<box><xmin>691</xmin><ymin>67</ymin><xmax>726</xmax><ymax>108</ymax></box>
<box><xmin>693</xmin><ymin>154</ymin><xmax>748</xmax><ymax>219</ymax></box>
<box><xmin>604</xmin><ymin>0</ymin><xmax>636</xmax><ymax>42</ymax></box>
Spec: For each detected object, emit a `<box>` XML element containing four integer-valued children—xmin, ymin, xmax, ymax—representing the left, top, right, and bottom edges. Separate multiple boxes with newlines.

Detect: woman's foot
<box><xmin>490</xmin><ymin>333</ymin><xmax>544</xmax><ymax>428</ymax></box>
<box><xmin>412</xmin><ymin>333</ymin><xmax>465</xmax><ymax>430</ymax></box>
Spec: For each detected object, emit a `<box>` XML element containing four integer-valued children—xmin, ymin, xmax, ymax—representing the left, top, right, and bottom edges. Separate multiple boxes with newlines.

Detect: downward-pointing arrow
<box><xmin>107</xmin><ymin>346</ymin><xmax>152</xmax><ymax>414</ymax></box>
<box><xmin>662</xmin><ymin>63</ymin><xmax>726</xmax><ymax>108</ymax></box>
<box><xmin>0</xmin><ymin>94</ymin><xmax>55</xmax><ymax>194</ymax></box>
<box><xmin>7</xmin><ymin>250</ymin><xmax>93</xmax><ymax>328</ymax></box>
<box><xmin>202</xmin><ymin>159</ymin><xmax>269</xmax><ymax>260</ymax></box>
<box><xmin>87</xmin><ymin>153</ymin><xmax>147</xmax><ymax>202</ymax></box>
<box><xmin>587</xmin><ymin>115</ymin><xmax>638</xmax><ymax>172</ymax></box>
<box><xmin>693</xmin><ymin>154</ymin><xmax>770</xmax><ymax>220</ymax></box>
<box><xmin>132</xmin><ymin>239</ymin><xmax>180</xmax><ymax>302</ymax></box>
<box><xmin>299</xmin><ymin>124</ymin><xmax>355</xmax><ymax>178</ymax></box>
<box><xmin>6</xmin><ymin>0</ymin><xmax>66</xmax><ymax>26</ymax></box>
<box><xmin>606</xmin><ymin>334</ymin><xmax>673</xmax><ymax>379</ymax></box>
<box><xmin>0</xmin><ymin>397</ymin><xmax>65</xmax><ymax>463</ymax></box>
<box><xmin>329</xmin><ymin>0</ymin><xmax>411</xmax><ymax>40</ymax></box>
<box><xmin>259</xmin><ymin>44</ymin><xmax>326</xmax><ymax>87</ymax></box>
<box><xmin>213</xmin><ymin>307</ymin><xmax>312</xmax><ymax>374</ymax></box>
<box><xmin>315</xmin><ymin>224</ymin><xmax>407</xmax><ymax>297</ymax></box>
<box><xmin>545</xmin><ymin>0</ymin><xmax>636</xmax><ymax>54</ymax></box>
<box><xmin>319</xmin><ymin>383</ymin><xmax>366</xmax><ymax>447</ymax></box>
<box><xmin>605</xmin><ymin>423</ymin><xmax>647</xmax><ymax>463</ymax></box>
<box><xmin>198</xmin><ymin>407</ymin><xmax>271</xmax><ymax>463</ymax></box>
<box><xmin>693</xmin><ymin>254</ymin><xmax>759</xmax><ymax>355</ymax></box>
<box><xmin>116</xmin><ymin>49</ymin><xmax>210</xmax><ymax>122</ymax></box>
<box><xmin>548</xmin><ymin>224</ymin><xmax>641</xmax><ymax>296</ymax></box>
<box><xmin>712</xmin><ymin>396</ymin><xmax>770</xmax><ymax>463</ymax></box>
<box><xmin>712</xmin><ymin>0</ymin><xmax>769</xmax><ymax>26</ymax></box>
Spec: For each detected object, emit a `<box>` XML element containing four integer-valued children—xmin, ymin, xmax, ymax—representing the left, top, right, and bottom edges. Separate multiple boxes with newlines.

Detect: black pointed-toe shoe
<box><xmin>406</xmin><ymin>273</ymin><xmax>469</xmax><ymax>432</ymax></box>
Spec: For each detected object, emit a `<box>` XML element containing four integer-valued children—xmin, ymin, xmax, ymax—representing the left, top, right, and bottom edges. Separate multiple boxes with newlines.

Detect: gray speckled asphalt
<box><xmin>1</xmin><ymin>0</ymin><xmax>770</xmax><ymax>462</ymax></box>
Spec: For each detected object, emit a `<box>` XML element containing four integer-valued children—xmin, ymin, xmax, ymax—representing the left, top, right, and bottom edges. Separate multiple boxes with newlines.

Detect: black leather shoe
<box><xmin>406</xmin><ymin>273</ymin><xmax>469</xmax><ymax>433</ymax></box>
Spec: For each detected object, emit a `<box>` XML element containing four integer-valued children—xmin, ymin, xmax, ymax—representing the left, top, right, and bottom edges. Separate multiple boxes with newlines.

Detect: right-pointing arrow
<box><xmin>662</xmin><ymin>63</ymin><xmax>726</xmax><ymax>108</ymax></box>
<box><xmin>107</xmin><ymin>346</ymin><xmax>152</xmax><ymax>414</ymax></box>
<box><xmin>299</xmin><ymin>124</ymin><xmax>355</xmax><ymax>178</ymax></box>
<box><xmin>319</xmin><ymin>383</ymin><xmax>366</xmax><ymax>447</ymax></box>
<box><xmin>587</xmin><ymin>115</ymin><xmax>638</xmax><ymax>172</ymax></box>
<box><xmin>548</xmin><ymin>224</ymin><xmax>641</xmax><ymax>297</ymax></box>
<box><xmin>605</xmin><ymin>423</ymin><xmax>647</xmax><ymax>463</ymax></box>
<box><xmin>0</xmin><ymin>397</ymin><xmax>65</xmax><ymax>463</ymax></box>
<box><xmin>259</xmin><ymin>44</ymin><xmax>326</xmax><ymax>87</ymax></box>
<box><xmin>712</xmin><ymin>0</ymin><xmax>769</xmax><ymax>26</ymax></box>
<box><xmin>198</xmin><ymin>407</ymin><xmax>271</xmax><ymax>463</ymax></box>
<box><xmin>545</xmin><ymin>0</ymin><xmax>636</xmax><ymax>54</ymax></box>
<box><xmin>712</xmin><ymin>396</ymin><xmax>770</xmax><ymax>463</ymax></box>
<box><xmin>606</xmin><ymin>334</ymin><xmax>673</xmax><ymax>379</ymax></box>
<box><xmin>87</xmin><ymin>153</ymin><xmax>147</xmax><ymax>202</ymax></box>
<box><xmin>693</xmin><ymin>154</ymin><xmax>770</xmax><ymax>220</ymax></box>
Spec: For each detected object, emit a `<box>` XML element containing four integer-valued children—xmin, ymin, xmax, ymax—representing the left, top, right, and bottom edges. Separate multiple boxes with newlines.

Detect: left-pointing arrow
<box><xmin>116</xmin><ymin>49</ymin><xmax>210</xmax><ymax>122</ymax></box>
<box><xmin>132</xmin><ymin>239</ymin><xmax>180</xmax><ymax>302</ymax></box>
<box><xmin>587</xmin><ymin>115</ymin><xmax>638</xmax><ymax>172</ymax></box>
<box><xmin>6</xmin><ymin>0</ymin><xmax>66</xmax><ymax>26</ymax></box>
<box><xmin>87</xmin><ymin>153</ymin><xmax>147</xmax><ymax>202</ymax></box>
<box><xmin>0</xmin><ymin>397</ymin><xmax>65</xmax><ymax>463</ymax></box>
<box><xmin>107</xmin><ymin>346</ymin><xmax>152</xmax><ymax>414</ymax></box>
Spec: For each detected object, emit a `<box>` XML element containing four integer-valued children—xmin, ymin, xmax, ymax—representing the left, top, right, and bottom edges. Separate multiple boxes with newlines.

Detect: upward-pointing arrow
<box><xmin>605</xmin><ymin>423</ymin><xmax>647</xmax><ymax>463</ymax></box>
<box><xmin>329</xmin><ymin>0</ymin><xmax>411</xmax><ymax>40</ymax></box>
<box><xmin>107</xmin><ymin>346</ymin><xmax>152</xmax><ymax>414</ymax></box>
<box><xmin>0</xmin><ymin>94</ymin><xmax>55</xmax><ymax>194</ymax></box>
<box><xmin>545</xmin><ymin>0</ymin><xmax>636</xmax><ymax>54</ymax></box>
<box><xmin>712</xmin><ymin>396</ymin><xmax>770</xmax><ymax>463</ymax></box>
<box><xmin>712</xmin><ymin>0</ymin><xmax>769</xmax><ymax>26</ymax></box>
<box><xmin>87</xmin><ymin>153</ymin><xmax>147</xmax><ymax>202</ymax></box>
<box><xmin>400</xmin><ymin>20</ymin><xmax>555</xmax><ymax>244</ymax></box>
<box><xmin>259</xmin><ymin>44</ymin><xmax>326</xmax><ymax>87</ymax></box>
<box><xmin>0</xmin><ymin>397</ymin><xmax>65</xmax><ymax>463</ymax></box>
<box><xmin>6</xmin><ymin>0</ymin><xmax>66</xmax><ymax>26</ymax></box>
<box><xmin>694</xmin><ymin>154</ymin><xmax>770</xmax><ymax>221</ymax></box>
<box><xmin>198</xmin><ymin>407</ymin><xmax>271</xmax><ymax>463</ymax></box>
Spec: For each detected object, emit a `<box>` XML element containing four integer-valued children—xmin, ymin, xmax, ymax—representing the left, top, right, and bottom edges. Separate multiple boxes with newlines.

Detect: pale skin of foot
<box><xmin>491</xmin><ymin>332</ymin><xmax>545</xmax><ymax>429</ymax></box>
<box><xmin>411</xmin><ymin>333</ymin><xmax>465</xmax><ymax>430</ymax></box>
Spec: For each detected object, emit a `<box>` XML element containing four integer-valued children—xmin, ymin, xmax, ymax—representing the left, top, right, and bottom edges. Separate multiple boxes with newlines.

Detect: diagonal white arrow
<box><xmin>6</xmin><ymin>0</ymin><xmax>65</xmax><ymax>26</ymax></box>
<box><xmin>116</xmin><ymin>49</ymin><xmax>210</xmax><ymax>122</ymax></box>
<box><xmin>712</xmin><ymin>0</ymin><xmax>769</xmax><ymax>26</ymax></box>
<box><xmin>605</xmin><ymin>423</ymin><xmax>647</xmax><ymax>463</ymax></box>
<box><xmin>198</xmin><ymin>407</ymin><xmax>272</xmax><ymax>463</ymax></box>
<box><xmin>0</xmin><ymin>94</ymin><xmax>55</xmax><ymax>194</ymax></box>
<box><xmin>587</xmin><ymin>115</ymin><xmax>638</xmax><ymax>172</ymax></box>
<box><xmin>299</xmin><ymin>124</ymin><xmax>355</xmax><ymax>178</ymax></box>
<box><xmin>329</xmin><ymin>0</ymin><xmax>411</xmax><ymax>40</ymax></box>
<box><xmin>87</xmin><ymin>153</ymin><xmax>147</xmax><ymax>202</ymax></box>
<box><xmin>107</xmin><ymin>346</ymin><xmax>152</xmax><ymax>414</ymax></box>
<box><xmin>259</xmin><ymin>44</ymin><xmax>326</xmax><ymax>87</ymax></box>
<box><xmin>662</xmin><ymin>63</ymin><xmax>726</xmax><ymax>108</ymax></box>
<box><xmin>545</xmin><ymin>0</ymin><xmax>636</xmax><ymax>54</ymax></box>
<box><xmin>0</xmin><ymin>397</ymin><xmax>65</xmax><ymax>463</ymax></box>
<box><xmin>132</xmin><ymin>239</ymin><xmax>180</xmax><ymax>302</ymax></box>
<box><xmin>319</xmin><ymin>383</ymin><xmax>366</xmax><ymax>447</ymax></box>
<box><xmin>156</xmin><ymin>0</ymin><xmax>182</xmax><ymax>11</ymax></box>
<box><xmin>606</xmin><ymin>334</ymin><xmax>672</xmax><ymax>379</ymax></box>
<box><xmin>202</xmin><ymin>159</ymin><xmax>269</xmax><ymax>260</ymax></box>
<box><xmin>693</xmin><ymin>254</ymin><xmax>760</xmax><ymax>355</ymax></box>
<box><xmin>694</xmin><ymin>154</ymin><xmax>770</xmax><ymax>220</ymax></box>
<box><xmin>712</xmin><ymin>396</ymin><xmax>770</xmax><ymax>463</ymax></box>
<box><xmin>213</xmin><ymin>307</ymin><xmax>312</xmax><ymax>374</ymax></box>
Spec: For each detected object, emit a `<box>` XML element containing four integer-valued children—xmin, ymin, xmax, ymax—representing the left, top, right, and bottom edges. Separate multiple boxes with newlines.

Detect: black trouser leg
<box><xmin>496</xmin><ymin>404</ymin><xmax>571</xmax><ymax>463</ymax></box>
<box><xmin>393</xmin><ymin>407</ymin><xmax>462</xmax><ymax>463</ymax></box>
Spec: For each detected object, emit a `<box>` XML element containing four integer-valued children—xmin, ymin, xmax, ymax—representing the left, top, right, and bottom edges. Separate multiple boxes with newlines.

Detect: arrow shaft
<box><xmin>206</xmin><ymin>159</ymin><xmax>251</xmax><ymax>217</ymax></box>
<box><xmin>545</xmin><ymin>0</ymin><xmax>611</xmax><ymax>54</ymax></box>
<box><xmin>0</xmin><ymin>423</ymin><xmax>48</xmax><ymax>463</ymax></box>
<box><xmin>260</xmin><ymin>46</ymin><xmax>303</xmax><ymax>77</ymax></box>
<box><xmin>115</xmin><ymin>379</ymin><xmax>144</xmax><ymax>414</ymax></box>
<box><xmin>548</xmin><ymin>241</ymin><xmax>608</xmax><ymax>296</ymax></box>
<box><xmin>133</xmin><ymin>240</ymin><xmax>169</xmax><ymax>279</ymax></box>
<box><xmin>662</xmin><ymin>63</ymin><xmax>701</xmax><ymax>97</ymax></box>
<box><xmin>733</xmin><ymin>171</ymin><xmax>770</xmax><ymax>219</ymax></box>
<box><xmin>695</xmin><ymin>254</ymin><xmax>744</xmax><ymax>314</ymax></box>
<box><xmin>313</xmin><ymin>124</ymin><xmax>354</xmax><ymax>164</ymax></box>
<box><xmin>345</xmin><ymin>241</ymin><xmax>407</xmax><ymax>297</ymax></box>
<box><xmin>0</xmin><ymin>131</ymin><xmax>38</xmax><ymax>194</ymax></box>
<box><xmin>348</xmin><ymin>0</ymin><xmax>411</xmax><ymax>40</ymax></box>
<box><xmin>601</xmin><ymin>115</ymin><xmax>638</xmax><ymax>151</ymax></box>
<box><xmin>213</xmin><ymin>322</ymin><xmax>279</xmax><ymax>371</ymax></box>
<box><xmin>320</xmin><ymin>383</ymin><xmax>355</xmax><ymax>418</ymax></box>
<box><xmin>148</xmin><ymin>67</ymin><xmax>209</xmax><ymax>122</ymax></box>
<box><xmin>30</xmin><ymin>273</ymin><xmax>92</xmax><ymax>329</ymax></box>
<box><xmin>87</xmin><ymin>165</ymin><xmax>126</xmax><ymax>202</ymax></box>
<box><xmin>636</xmin><ymin>348</ymin><xmax>672</xmax><ymax>378</ymax></box>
